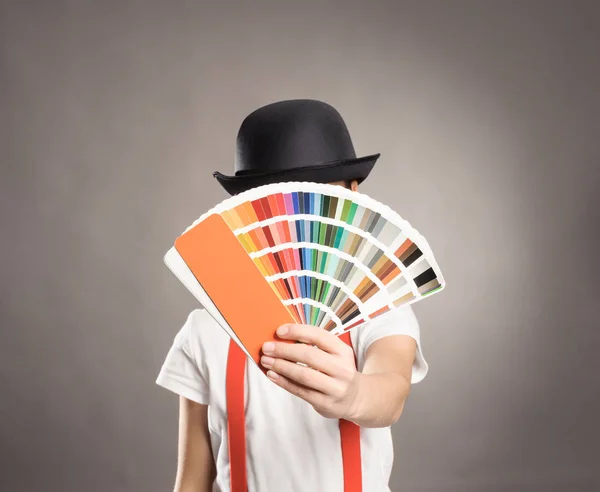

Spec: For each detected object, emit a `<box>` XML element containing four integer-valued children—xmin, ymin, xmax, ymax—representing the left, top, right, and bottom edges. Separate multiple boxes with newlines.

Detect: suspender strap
<box><xmin>226</xmin><ymin>340</ymin><xmax>248</xmax><ymax>492</ymax></box>
<box><xmin>226</xmin><ymin>332</ymin><xmax>362</xmax><ymax>492</ymax></box>
<box><xmin>338</xmin><ymin>331</ymin><xmax>363</xmax><ymax>492</ymax></box>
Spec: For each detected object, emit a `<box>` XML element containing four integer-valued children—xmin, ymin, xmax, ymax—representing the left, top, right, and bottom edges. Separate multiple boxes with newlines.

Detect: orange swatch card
<box><xmin>174</xmin><ymin>213</ymin><xmax>296</xmax><ymax>366</ymax></box>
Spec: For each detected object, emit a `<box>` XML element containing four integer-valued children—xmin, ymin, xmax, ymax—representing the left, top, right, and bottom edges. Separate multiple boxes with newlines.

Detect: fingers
<box><xmin>262</xmin><ymin>339</ymin><xmax>336</xmax><ymax>374</ymax></box>
<box><xmin>262</xmin><ymin>356</ymin><xmax>339</xmax><ymax>395</ymax></box>
<box><xmin>260</xmin><ymin>324</ymin><xmax>359</xmax><ymax>419</ymax></box>
<box><xmin>266</xmin><ymin>371</ymin><xmax>323</xmax><ymax>406</ymax></box>
<box><xmin>263</xmin><ymin>336</ymin><xmax>351</xmax><ymax>379</ymax></box>
<box><xmin>274</xmin><ymin>324</ymin><xmax>353</xmax><ymax>357</ymax></box>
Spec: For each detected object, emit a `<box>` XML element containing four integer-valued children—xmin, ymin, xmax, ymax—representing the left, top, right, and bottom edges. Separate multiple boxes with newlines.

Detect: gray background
<box><xmin>1</xmin><ymin>1</ymin><xmax>599</xmax><ymax>491</ymax></box>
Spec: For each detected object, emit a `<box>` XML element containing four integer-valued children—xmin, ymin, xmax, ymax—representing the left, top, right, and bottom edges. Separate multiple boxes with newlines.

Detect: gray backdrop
<box><xmin>1</xmin><ymin>1</ymin><xmax>599</xmax><ymax>491</ymax></box>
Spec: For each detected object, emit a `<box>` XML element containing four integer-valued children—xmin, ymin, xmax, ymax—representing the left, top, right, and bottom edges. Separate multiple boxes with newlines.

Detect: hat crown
<box><xmin>235</xmin><ymin>99</ymin><xmax>357</xmax><ymax>175</ymax></box>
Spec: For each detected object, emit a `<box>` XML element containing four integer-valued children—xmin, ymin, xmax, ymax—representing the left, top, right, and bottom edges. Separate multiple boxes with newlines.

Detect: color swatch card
<box><xmin>165</xmin><ymin>182</ymin><xmax>445</xmax><ymax>366</ymax></box>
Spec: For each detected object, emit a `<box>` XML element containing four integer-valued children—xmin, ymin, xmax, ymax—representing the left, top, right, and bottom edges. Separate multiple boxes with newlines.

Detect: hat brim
<box><xmin>213</xmin><ymin>154</ymin><xmax>380</xmax><ymax>195</ymax></box>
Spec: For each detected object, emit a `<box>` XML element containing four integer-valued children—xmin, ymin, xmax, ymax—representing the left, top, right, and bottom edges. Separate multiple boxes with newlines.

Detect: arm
<box><xmin>347</xmin><ymin>334</ymin><xmax>416</xmax><ymax>427</ymax></box>
<box><xmin>259</xmin><ymin>324</ymin><xmax>416</xmax><ymax>428</ymax></box>
<box><xmin>173</xmin><ymin>397</ymin><xmax>216</xmax><ymax>492</ymax></box>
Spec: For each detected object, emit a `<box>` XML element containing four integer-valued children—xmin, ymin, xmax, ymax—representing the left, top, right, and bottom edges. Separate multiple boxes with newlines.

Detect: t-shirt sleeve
<box><xmin>352</xmin><ymin>305</ymin><xmax>429</xmax><ymax>384</ymax></box>
<box><xmin>155</xmin><ymin>310</ymin><xmax>210</xmax><ymax>405</ymax></box>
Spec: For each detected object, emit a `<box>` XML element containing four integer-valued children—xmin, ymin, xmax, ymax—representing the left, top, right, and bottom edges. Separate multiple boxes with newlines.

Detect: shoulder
<box><xmin>185</xmin><ymin>308</ymin><xmax>219</xmax><ymax>330</ymax></box>
<box><xmin>351</xmin><ymin>305</ymin><xmax>428</xmax><ymax>383</ymax></box>
<box><xmin>179</xmin><ymin>307</ymin><xmax>228</xmax><ymax>339</ymax></box>
<box><xmin>373</xmin><ymin>304</ymin><xmax>419</xmax><ymax>328</ymax></box>
<box><xmin>352</xmin><ymin>305</ymin><xmax>420</xmax><ymax>346</ymax></box>
<box><xmin>174</xmin><ymin>308</ymin><xmax>229</xmax><ymax>358</ymax></box>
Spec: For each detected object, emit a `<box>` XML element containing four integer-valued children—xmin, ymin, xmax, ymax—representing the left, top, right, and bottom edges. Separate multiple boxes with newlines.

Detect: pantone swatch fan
<box><xmin>165</xmin><ymin>182</ymin><xmax>445</xmax><ymax>366</ymax></box>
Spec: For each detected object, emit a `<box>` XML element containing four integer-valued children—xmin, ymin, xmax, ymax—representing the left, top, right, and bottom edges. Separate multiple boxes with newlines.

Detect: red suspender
<box><xmin>226</xmin><ymin>341</ymin><xmax>248</xmax><ymax>492</ymax></box>
<box><xmin>337</xmin><ymin>331</ymin><xmax>363</xmax><ymax>492</ymax></box>
<box><xmin>226</xmin><ymin>332</ymin><xmax>362</xmax><ymax>492</ymax></box>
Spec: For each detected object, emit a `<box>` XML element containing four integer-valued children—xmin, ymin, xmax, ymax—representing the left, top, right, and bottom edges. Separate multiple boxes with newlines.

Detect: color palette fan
<box><xmin>165</xmin><ymin>182</ymin><xmax>445</xmax><ymax>366</ymax></box>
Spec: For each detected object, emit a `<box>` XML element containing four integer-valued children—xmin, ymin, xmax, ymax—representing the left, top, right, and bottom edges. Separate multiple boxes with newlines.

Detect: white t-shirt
<box><xmin>156</xmin><ymin>306</ymin><xmax>428</xmax><ymax>492</ymax></box>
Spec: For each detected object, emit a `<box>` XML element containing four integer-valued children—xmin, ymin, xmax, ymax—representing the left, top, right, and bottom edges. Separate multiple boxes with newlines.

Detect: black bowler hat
<box><xmin>213</xmin><ymin>99</ymin><xmax>380</xmax><ymax>195</ymax></box>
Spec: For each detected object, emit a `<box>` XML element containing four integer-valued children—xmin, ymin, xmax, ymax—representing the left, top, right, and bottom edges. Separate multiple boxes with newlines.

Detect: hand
<box><xmin>260</xmin><ymin>324</ymin><xmax>362</xmax><ymax>420</ymax></box>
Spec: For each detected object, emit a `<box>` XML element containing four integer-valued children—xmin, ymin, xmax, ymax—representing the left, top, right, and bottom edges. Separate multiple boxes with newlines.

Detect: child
<box><xmin>157</xmin><ymin>99</ymin><xmax>428</xmax><ymax>492</ymax></box>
